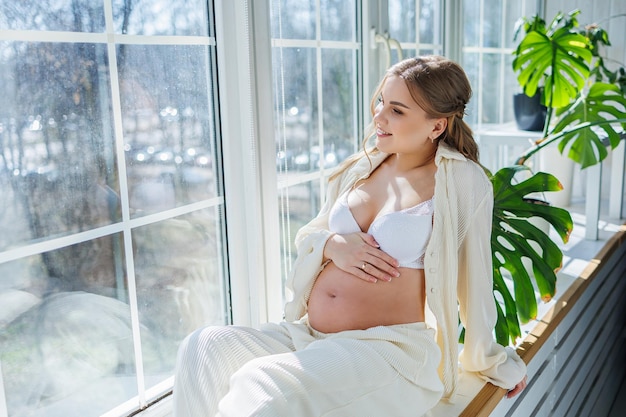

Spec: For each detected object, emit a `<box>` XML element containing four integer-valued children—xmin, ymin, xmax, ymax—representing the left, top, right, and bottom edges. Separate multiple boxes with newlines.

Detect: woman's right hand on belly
<box><xmin>323</xmin><ymin>232</ymin><xmax>400</xmax><ymax>283</ymax></box>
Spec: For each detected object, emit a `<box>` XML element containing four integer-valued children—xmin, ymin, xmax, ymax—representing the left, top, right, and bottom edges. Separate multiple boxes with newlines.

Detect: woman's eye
<box><xmin>392</xmin><ymin>108</ymin><xmax>403</xmax><ymax>115</ymax></box>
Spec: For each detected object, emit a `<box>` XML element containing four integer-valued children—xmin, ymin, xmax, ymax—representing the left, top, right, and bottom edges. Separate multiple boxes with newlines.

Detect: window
<box><xmin>461</xmin><ymin>0</ymin><xmax>539</xmax><ymax>127</ymax></box>
<box><xmin>388</xmin><ymin>0</ymin><xmax>444</xmax><ymax>58</ymax></box>
<box><xmin>0</xmin><ymin>1</ymin><xmax>227</xmax><ymax>415</ymax></box>
<box><xmin>270</xmin><ymin>0</ymin><xmax>361</xmax><ymax>286</ymax></box>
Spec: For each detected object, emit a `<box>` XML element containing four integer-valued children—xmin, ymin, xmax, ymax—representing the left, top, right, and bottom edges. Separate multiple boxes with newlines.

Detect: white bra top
<box><xmin>328</xmin><ymin>190</ymin><xmax>434</xmax><ymax>269</ymax></box>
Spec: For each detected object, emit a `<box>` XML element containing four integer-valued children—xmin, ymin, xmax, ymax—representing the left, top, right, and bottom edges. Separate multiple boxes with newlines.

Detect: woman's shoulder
<box><xmin>439</xmin><ymin>160</ymin><xmax>492</xmax><ymax>211</ymax></box>
<box><xmin>444</xmin><ymin>155</ymin><xmax>490</xmax><ymax>184</ymax></box>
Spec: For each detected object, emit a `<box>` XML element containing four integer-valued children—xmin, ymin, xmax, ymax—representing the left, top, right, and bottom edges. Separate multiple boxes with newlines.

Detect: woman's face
<box><xmin>373</xmin><ymin>75</ymin><xmax>445</xmax><ymax>155</ymax></box>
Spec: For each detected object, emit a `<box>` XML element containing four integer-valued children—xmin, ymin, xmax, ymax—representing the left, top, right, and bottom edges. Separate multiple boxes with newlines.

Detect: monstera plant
<box><xmin>485</xmin><ymin>9</ymin><xmax>626</xmax><ymax>346</ymax></box>
<box><xmin>512</xmin><ymin>9</ymin><xmax>626</xmax><ymax>168</ymax></box>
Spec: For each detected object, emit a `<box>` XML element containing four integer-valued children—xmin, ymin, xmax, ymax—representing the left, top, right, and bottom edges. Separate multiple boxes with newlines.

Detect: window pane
<box><xmin>320</xmin><ymin>0</ymin><xmax>356</xmax><ymax>41</ymax></box>
<box><xmin>389</xmin><ymin>0</ymin><xmax>443</xmax><ymax>54</ymax></box>
<box><xmin>503</xmin><ymin>54</ymin><xmax>518</xmax><ymax>122</ymax></box>
<box><xmin>135</xmin><ymin>208</ymin><xmax>228</xmax><ymax>376</ymax></box>
<box><xmin>463</xmin><ymin>0</ymin><xmax>480</xmax><ymax>47</ymax></box>
<box><xmin>389</xmin><ymin>0</ymin><xmax>416</xmax><ymax>43</ymax></box>
<box><xmin>0</xmin><ymin>235</ymin><xmax>138</xmax><ymax>416</ymax></box>
<box><xmin>270</xmin><ymin>0</ymin><xmax>316</xmax><ymax>39</ymax></box>
<box><xmin>481</xmin><ymin>53</ymin><xmax>502</xmax><ymax>123</ymax></box>
<box><xmin>462</xmin><ymin>0</ymin><xmax>538</xmax><ymax>128</ymax></box>
<box><xmin>112</xmin><ymin>0</ymin><xmax>210</xmax><ymax>36</ymax></box>
<box><xmin>482</xmin><ymin>0</ymin><xmax>503</xmax><ymax>47</ymax></box>
<box><xmin>0</xmin><ymin>1</ymin><xmax>105</xmax><ymax>32</ymax></box>
<box><xmin>120</xmin><ymin>45</ymin><xmax>218</xmax><ymax>217</ymax></box>
<box><xmin>0</xmin><ymin>41</ymin><xmax>118</xmax><ymax>250</ymax></box>
<box><xmin>273</xmin><ymin>47</ymin><xmax>319</xmax><ymax>173</ymax></box>
<box><xmin>322</xmin><ymin>49</ymin><xmax>358</xmax><ymax>167</ymax></box>
<box><xmin>504</xmin><ymin>2</ymin><xmax>524</xmax><ymax>49</ymax></box>
<box><xmin>419</xmin><ymin>0</ymin><xmax>438</xmax><ymax>44</ymax></box>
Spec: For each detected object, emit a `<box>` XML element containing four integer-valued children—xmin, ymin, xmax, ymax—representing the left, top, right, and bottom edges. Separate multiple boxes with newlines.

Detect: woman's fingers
<box><xmin>357</xmin><ymin>233</ymin><xmax>399</xmax><ymax>281</ymax></box>
<box><xmin>362</xmin><ymin>254</ymin><xmax>400</xmax><ymax>281</ymax></box>
<box><xmin>324</xmin><ymin>233</ymin><xmax>399</xmax><ymax>282</ymax></box>
<box><xmin>353</xmin><ymin>261</ymin><xmax>394</xmax><ymax>283</ymax></box>
<box><xmin>353</xmin><ymin>263</ymin><xmax>379</xmax><ymax>283</ymax></box>
<box><xmin>506</xmin><ymin>376</ymin><xmax>527</xmax><ymax>398</ymax></box>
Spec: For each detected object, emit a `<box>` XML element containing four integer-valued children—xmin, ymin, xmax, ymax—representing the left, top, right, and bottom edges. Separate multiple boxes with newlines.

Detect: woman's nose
<box><xmin>373</xmin><ymin>104</ymin><xmax>384</xmax><ymax>123</ymax></box>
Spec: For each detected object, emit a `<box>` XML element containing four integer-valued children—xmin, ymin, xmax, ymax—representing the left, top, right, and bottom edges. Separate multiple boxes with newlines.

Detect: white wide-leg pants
<box><xmin>173</xmin><ymin>319</ymin><xmax>443</xmax><ymax>417</ymax></box>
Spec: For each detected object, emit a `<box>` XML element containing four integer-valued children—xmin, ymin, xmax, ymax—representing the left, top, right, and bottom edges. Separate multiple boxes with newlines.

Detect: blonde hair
<box><xmin>330</xmin><ymin>55</ymin><xmax>477</xmax><ymax>182</ymax></box>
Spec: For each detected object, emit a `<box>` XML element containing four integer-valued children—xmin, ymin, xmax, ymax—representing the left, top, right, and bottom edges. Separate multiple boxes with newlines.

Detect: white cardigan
<box><xmin>283</xmin><ymin>143</ymin><xmax>526</xmax><ymax>399</ymax></box>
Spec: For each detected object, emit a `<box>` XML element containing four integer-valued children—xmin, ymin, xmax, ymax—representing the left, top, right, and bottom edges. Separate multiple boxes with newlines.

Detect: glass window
<box><xmin>461</xmin><ymin>0</ymin><xmax>538</xmax><ymax>128</ymax></box>
<box><xmin>0</xmin><ymin>1</ymin><xmax>227</xmax><ymax>416</ymax></box>
<box><xmin>112</xmin><ymin>0</ymin><xmax>210</xmax><ymax>36</ymax></box>
<box><xmin>270</xmin><ymin>0</ymin><xmax>316</xmax><ymax>40</ymax></box>
<box><xmin>120</xmin><ymin>44</ymin><xmax>219</xmax><ymax>217</ymax></box>
<box><xmin>388</xmin><ymin>0</ymin><xmax>444</xmax><ymax>58</ymax></box>
<box><xmin>271</xmin><ymin>0</ymin><xmax>359</xmax><ymax>284</ymax></box>
<box><xmin>321</xmin><ymin>0</ymin><xmax>357</xmax><ymax>41</ymax></box>
<box><xmin>0</xmin><ymin>1</ymin><xmax>106</xmax><ymax>32</ymax></box>
<box><xmin>482</xmin><ymin>0</ymin><xmax>503</xmax><ymax>48</ymax></box>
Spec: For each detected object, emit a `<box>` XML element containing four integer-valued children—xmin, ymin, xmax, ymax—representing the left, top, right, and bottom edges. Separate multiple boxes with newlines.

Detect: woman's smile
<box><xmin>376</xmin><ymin>125</ymin><xmax>391</xmax><ymax>137</ymax></box>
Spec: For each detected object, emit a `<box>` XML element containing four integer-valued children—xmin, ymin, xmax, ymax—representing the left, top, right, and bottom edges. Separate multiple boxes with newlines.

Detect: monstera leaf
<box><xmin>489</xmin><ymin>165</ymin><xmax>573</xmax><ymax>346</ymax></box>
<box><xmin>552</xmin><ymin>82</ymin><xmax>626</xmax><ymax>168</ymax></box>
<box><xmin>512</xmin><ymin>11</ymin><xmax>592</xmax><ymax>109</ymax></box>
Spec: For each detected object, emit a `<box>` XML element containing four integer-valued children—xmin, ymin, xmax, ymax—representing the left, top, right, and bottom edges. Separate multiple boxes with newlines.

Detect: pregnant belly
<box><xmin>307</xmin><ymin>262</ymin><xmax>426</xmax><ymax>333</ymax></box>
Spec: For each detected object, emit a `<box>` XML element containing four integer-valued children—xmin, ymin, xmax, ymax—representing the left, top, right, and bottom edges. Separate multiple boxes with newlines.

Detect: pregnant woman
<box><xmin>173</xmin><ymin>55</ymin><xmax>527</xmax><ymax>417</ymax></box>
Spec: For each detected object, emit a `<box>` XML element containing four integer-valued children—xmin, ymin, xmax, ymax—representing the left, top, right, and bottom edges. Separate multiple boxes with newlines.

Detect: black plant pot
<box><xmin>513</xmin><ymin>92</ymin><xmax>547</xmax><ymax>131</ymax></box>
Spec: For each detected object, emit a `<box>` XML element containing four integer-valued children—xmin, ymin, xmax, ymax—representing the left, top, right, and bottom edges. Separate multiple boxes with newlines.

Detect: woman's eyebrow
<box><xmin>381</xmin><ymin>93</ymin><xmax>411</xmax><ymax>109</ymax></box>
<box><xmin>389</xmin><ymin>100</ymin><xmax>411</xmax><ymax>109</ymax></box>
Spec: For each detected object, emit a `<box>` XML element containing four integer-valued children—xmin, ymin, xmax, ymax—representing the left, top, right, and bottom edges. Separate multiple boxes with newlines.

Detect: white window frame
<box><xmin>214</xmin><ymin>0</ymin><xmax>282</xmax><ymax>326</ymax></box>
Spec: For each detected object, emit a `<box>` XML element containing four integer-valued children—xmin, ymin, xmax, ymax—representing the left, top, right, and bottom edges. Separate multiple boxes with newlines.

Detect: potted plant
<box><xmin>484</xmin><ymin>9</ymin><xmax>626</xmax><ymax>346</ymax></box>
<box><xmin>512</xmin><ymin>9</ymin><xmax>626</xmax><ymax>168</ymax></box>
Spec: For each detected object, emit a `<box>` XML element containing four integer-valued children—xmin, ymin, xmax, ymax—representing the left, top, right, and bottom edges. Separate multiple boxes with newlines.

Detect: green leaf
<box><xmin>493</xmin><ymin>267</ymin><xmax>522</xmax><ymax>345</ymax></box>
<box><xmin>512</xmin><ymin>13</ymin><xmax>591</xmax><ymax>109</ymax></box>
<box><xmin>552</xmin><ymin>82</ymin><xmax>626</xmax><ymax>168</ymax></box>
<box><xmin>488</xmin><ymin>165</ymin><xmax>574</xmax><ymax>345</ymax></box>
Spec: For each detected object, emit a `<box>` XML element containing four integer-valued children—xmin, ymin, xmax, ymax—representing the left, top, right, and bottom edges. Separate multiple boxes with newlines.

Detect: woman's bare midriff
<box><xmin>307</xmin><ymin>262</ymin><xmax>426</xmax><ymax>333</ymax></box>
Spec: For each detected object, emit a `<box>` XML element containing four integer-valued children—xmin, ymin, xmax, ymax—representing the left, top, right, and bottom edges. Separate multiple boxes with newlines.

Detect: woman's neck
<box><xmin>390</xmin><ymin>147</ymin><xmax>437</xmax><ymax>173</ymax></box>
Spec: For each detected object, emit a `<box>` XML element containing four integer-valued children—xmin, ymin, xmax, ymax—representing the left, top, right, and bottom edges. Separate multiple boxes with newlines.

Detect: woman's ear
<box><xmin>430</xmin><ymin>118</ymin><xmax>447</xmax><ymax>140</ymax></box>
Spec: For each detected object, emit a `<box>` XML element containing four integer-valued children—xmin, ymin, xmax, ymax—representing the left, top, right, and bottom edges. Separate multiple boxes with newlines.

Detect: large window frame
<box><xmin>0</xmin><ymin>1</ymin><xmax>227</xmax><ymax>416</ymax></box>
